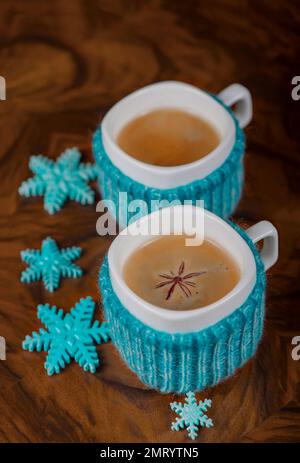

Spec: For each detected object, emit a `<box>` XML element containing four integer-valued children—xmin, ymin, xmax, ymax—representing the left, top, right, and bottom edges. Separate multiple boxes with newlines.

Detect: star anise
<box><xmin>155</xmin><ymin>261</ymin><xmax>206</xmax><ymax>300</ymax></box>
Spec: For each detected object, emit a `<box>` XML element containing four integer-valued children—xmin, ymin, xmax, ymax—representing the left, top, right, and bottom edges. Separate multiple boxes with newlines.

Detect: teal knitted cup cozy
<box><xmin>99</xmin><ymin>223</ymin><xmax>266</xmax><ymax>394</ymax></box>
<box><xmin>92</xmin><ymin>97</ymin><xmax>246</xmax><ymax>228</ymax></box>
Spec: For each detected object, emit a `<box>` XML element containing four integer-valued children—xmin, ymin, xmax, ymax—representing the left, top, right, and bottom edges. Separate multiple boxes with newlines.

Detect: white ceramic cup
<box><xmin>101</xmin><ymin>81</ymin><xmax>252</xmax><ymax>189</ymax></box>
<box><xmin>108</xmin><ymin>205</ymin><xmax>278</xmax><ymax>334</ymax></box>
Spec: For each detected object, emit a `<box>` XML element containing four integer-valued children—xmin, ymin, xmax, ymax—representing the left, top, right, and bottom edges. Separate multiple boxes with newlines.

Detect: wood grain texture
<box><xmin>0</xmin><ymin>0</ymin><xmax>299</xmax><ymax>443</ymax></box>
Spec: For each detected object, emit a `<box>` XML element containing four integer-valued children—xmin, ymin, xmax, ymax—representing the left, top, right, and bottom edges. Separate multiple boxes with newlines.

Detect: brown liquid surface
<box><xmin>117</xmin><ymin>108</ymin><xmax>220</xmax><ymax>166</ymax></box>
<box><xmin>123</xmin><ymin>235</ymin><xmax>240</xmax><ymax>311</ymax></box>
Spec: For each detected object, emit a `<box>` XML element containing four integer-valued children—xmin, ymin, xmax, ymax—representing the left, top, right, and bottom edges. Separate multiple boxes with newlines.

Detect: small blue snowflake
<box><xmin>19</xmin><ymin>147</ymin><xmax>97</xmax><ymax>214</ymax></box>
<box><xmin>23</xmin><ymin>297</ymin><xmax>110</xmax><ymax>376</ymax></box>
<box><xmin>170</xmin><ymin>392</ymin><xmax>213</xmax><ymax>440</ymax></box>
<box><xmin>20</xmin><ymin>237</ymin><xmax>83</xmax><ymax>292</ymax></box>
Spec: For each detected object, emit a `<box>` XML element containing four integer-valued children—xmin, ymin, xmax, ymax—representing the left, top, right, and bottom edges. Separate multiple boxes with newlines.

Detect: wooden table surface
<box><xmin>0</xmin><ymin>0</ymin><xmax>299</xmax><ymax>443</ymax></box>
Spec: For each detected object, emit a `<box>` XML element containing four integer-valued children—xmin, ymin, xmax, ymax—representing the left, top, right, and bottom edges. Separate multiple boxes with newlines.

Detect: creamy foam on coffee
<box><xmin>123</xmin><ymin>235</ymin><xmax>240</xmax><ymax>311</ymax></box>
<box><xmin>117</xmin><ymin>108</ymin><xmax>220</xmax><ymax>167</ymax></box>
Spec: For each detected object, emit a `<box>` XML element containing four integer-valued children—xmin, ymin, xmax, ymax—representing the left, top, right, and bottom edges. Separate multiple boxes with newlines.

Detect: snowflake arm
<box><xmin>18</xmin><ymin>177</ymin><xmax>46</xmax><ymax>197</ymax></box>
<box><xmin>29</xmin><ymin>155</ymin><xmax>54</xmax><ymax>175</ymax></box>
<box><xmin>88</xmin><ymin>320</ymin><xmax>110</xmax><ymax>344</ymax></box>
<box><xmin>45</xmin><ymin>341</ymin><xmax>72</xmax><ymax>376</ymax></box>
<box><xmin>199</xmin><ymin>398</ymin><xmax>212</xmax><ymax>413</ymax></box>
<box><xmin>170</xmin><ymin>392</ymin><xmax>213</xmax><ymax>440</ymax></box>
<box><xmin>186</xmin><ymin>423</ymin><xmax>199</xmax><ymax>440</ymax></box>
<box><xmin>20</xmin><ymin>266</ymin><xmax>42</xmax><ymax>284</ymax></box>
<box><xmin>41</xmin><ymin>236</ymin><xmax>60</xmax><ymax>255</ymax></box>
<box><xmin>198</xmin><ymin>399</ymin><xmax>213</xmax><ymax>428</ymax></box>
<box><xmin>68</xmin><ymin>179</ymin><xmax>95</xmax><ymax>205</ymax></box>
<box><xmin>20</xmin><ymin>249</ymin><xmax>41</xmax><ymax>264</ymax></box>
<box><xmin>73</xmin><ymin>341</ymin><xmax>99</xmax><ymax>373</ymax></box>
<box><xmin>171</xmin><ymin>417</ymin><xmax>186</xmax><ymax>432</ymax></box>
<box><xmin>57</xmin><ymin>147</ymin><xmax>81</xmax><ymax>170</ymax></box>
<box><xmin>60</xmin><ymin>246</ymin><xmax>82</xmax><ymax>261</ymax></box>
<box><xmin>44</xmin><ymin>184</ymin><xmax>68</xmax><ymax>215</ymax></box>
<box><xmin>37</xmin><ymin>304</ymin><xmax>66</xmax><ymax>332</ymax></box>
<box><xmin>70</xmin><ymin>296</ymin><xmax>96</xmax><ymax>325</ymax></box>
<box><xmin>199</xmin><ymin>415</ymin><xmax>213</xmax><ymax>429</ymax></box>
<box><xmin>186</xmin><ymin>390</ymin><xmax>197</xmax><ymax>406</ymax></box>
<box><xmin>23</xmin><ymin>328</ymin><xmax>53</xmax><ymax>352</ymax></box>
<box><xmin>170</xmin><ymin>401</ymin><xmax>184</xmax><ymax>414</ymax></box>
<box><xmin>18</xmin><ymin>155</ymin><xmax>54</xmax><ymax>196</ymax></box>
<box><xmin>60</xmin><ymin>263</ymin><xmax>82</xmax><ymax>279</ymax></box>
<box><xmin>42</xmin><ymin>266</ymin><xmax>61</xmax><ymax>292</ymax></box>
<box><xmin>78</xmin><ymin>162</ymin><xmax>98</xmax><ymax>181</ymax></box>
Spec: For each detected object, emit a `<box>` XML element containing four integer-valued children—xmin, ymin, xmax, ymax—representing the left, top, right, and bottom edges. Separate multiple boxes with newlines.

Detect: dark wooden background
<box><xmin>0</xmin><ymin>0</ymin><xmax>299</xmax><ymax>443</ymax></box>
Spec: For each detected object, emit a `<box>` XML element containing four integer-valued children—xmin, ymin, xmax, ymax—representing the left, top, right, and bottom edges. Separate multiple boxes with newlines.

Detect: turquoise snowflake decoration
<box><xmin>19</xmin><ymin>147</ymin><xmax>97</xmax><ymax>214</ymax></box>
<box><xmin>170</xmin><ymin>392</ymin><xmax>213</xmax><ymax>440</ymax></box>
<box><xmin>20</xmin><ymin>237</ymin><xmax>83</xmax><ymax>292</ymax></box>
<box><xmin>22</xmin><ymin>297</ymin><xmax>110</xmax><ymax>376</ymax></box>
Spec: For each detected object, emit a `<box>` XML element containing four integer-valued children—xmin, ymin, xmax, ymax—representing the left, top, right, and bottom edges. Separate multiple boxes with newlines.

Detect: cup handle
<box><xmin>218</xmin><ymin>83</ymin><xmax>253</xmax><ymax>129</ymax></box>
<box><xmin>245</xmin><ymin>221</ymin><xmax>279</xmax><ymax>271</ymax></box>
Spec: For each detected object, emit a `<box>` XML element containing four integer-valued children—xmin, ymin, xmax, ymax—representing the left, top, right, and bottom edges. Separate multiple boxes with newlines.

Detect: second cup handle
<box><xmin>245</xmin><ymin>221</ymin><xmax>279</xmax><ymax>271</ymax></box>
<box><xmin>218</xmin><ymin>83</ymin><xmax>253</xmax><ymax>129</ymax></box>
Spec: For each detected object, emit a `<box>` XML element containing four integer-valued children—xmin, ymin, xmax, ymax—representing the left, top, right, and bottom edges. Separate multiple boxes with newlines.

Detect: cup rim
<box><xmin>108</xmin><ymin>205</ymin><xmax>257</xmax><ymax>333</ymax></box>
<box><xmin>101</xmin><ymin>81</ymin><xmax>236</xmax><ymax>188</ymax></box>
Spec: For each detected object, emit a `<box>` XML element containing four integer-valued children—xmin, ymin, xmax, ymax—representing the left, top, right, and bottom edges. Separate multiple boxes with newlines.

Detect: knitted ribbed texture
<box><xmin>92</xmin><ymin>96</ymin><xmax>245</xmax><ymax>227</ymax></box>
<box><xmin>99</xmin><ymin>223</ymin><xmax>266</xmax><ymax>393</ymax></box>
